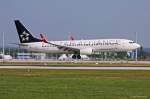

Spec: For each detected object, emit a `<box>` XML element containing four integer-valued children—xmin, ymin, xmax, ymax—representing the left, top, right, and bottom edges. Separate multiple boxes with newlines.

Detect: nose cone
<box><xmin>135</xmin><ymin>43</ymin><xmax>141</xmax><ymax>49</ymax></box>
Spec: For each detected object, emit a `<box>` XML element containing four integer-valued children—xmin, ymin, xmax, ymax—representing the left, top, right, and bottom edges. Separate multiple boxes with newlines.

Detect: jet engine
<box><xmin>80</xmin><ymin>48</ymin><xmax>93</xmax><ymax>55</ymax></box>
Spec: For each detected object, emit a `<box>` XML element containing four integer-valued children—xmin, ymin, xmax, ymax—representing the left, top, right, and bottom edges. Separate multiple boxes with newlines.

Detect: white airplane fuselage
<box><xmin>20</xmin><ymin>39</ymin><xmax>140</xmax><ymax>55</ymax></box>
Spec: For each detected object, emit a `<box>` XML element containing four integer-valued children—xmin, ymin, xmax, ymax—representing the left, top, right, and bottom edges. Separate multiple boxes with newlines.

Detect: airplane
<box><xmin>14</xmin><ymin>20</ymin><xmax>141</xmax><ymax>59</ymax></box>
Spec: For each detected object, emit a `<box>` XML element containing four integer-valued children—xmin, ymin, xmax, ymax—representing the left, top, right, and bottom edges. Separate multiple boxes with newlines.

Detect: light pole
<box><xmin>2</xmin><ymin>32</ymin><xmax>5</xmax><ymax>61</ymax></box>
<box><xmin>135</xmin><ymin>32</ymin><xmax>138</xmax><ymax>61</ymax></box>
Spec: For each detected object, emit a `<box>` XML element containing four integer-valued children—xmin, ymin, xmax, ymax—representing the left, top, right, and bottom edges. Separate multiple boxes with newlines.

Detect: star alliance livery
<box><xmin>14</xmin><ymin>20</ymin><xmax>141</xmax><ymax>59</ymax></box>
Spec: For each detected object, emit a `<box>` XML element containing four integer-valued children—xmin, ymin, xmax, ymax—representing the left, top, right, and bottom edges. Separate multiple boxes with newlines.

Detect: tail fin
<box><xmin>14</xmin><ymin>20</ymin><xmax>41</xmax><ymax>43</ymax></box>
<box><xmin>68</xmin><ymin>35</ymin><xmax>75</xmax><ymax>41</ymax></box>
<box><xmin>69</xmin><ymin>35</ymin><xmax>75</xmax><ymax>41</ymax></box>
<box><xmin>40</xmin><ymin>33</ymin><xmax>48</xmax><ymax>43</ymax></box>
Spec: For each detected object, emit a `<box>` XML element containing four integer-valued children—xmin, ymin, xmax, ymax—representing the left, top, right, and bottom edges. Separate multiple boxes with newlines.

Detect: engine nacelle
<box><xmin>80</xmin><ymin>48</ymin><xmax>93</xmax><ymax>55</ymax></box>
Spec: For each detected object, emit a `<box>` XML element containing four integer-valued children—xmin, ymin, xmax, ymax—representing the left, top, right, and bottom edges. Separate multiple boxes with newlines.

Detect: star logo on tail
<box><xmin>20</xmin><ymin>31</ymin><xmax>29</xmax><ymax>41</ymax></box>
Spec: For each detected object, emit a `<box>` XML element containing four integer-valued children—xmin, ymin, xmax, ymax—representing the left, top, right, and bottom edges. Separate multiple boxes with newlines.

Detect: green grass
<box><xmin>1</xmin><ymin>61</ymin><xmax>150</xmax><ymax>66</ymax></box>
<box><xmin>0</xmin><ymin>69</ymin><xmax>150</xmax><ymax>99</ymax></box>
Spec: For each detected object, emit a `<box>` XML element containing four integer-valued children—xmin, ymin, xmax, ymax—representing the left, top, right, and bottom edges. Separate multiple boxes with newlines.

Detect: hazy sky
<box><xmin>0</xmin><ymin>0</ymin><xmax>150</xmax><ymax>47</ymax></box>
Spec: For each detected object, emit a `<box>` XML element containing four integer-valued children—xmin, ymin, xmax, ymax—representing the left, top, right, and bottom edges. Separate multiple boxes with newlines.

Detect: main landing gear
<box><xmin>72</xmin><ymin>54</ymin><xmax>81</xmax><ymax>59</ymax></box>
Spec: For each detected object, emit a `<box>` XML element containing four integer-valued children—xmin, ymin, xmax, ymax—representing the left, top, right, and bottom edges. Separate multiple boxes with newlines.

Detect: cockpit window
<box><xmin>129</xmin><ymin>41</ymin><xmax>135</xmax><ymax>43</ymax></box>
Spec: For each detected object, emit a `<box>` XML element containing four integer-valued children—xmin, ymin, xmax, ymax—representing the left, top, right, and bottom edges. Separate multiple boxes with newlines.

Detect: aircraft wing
<box><xmin>46</xmin><ymin>41</ymin><xmax>80</xmax><ymax>54</ymax></box>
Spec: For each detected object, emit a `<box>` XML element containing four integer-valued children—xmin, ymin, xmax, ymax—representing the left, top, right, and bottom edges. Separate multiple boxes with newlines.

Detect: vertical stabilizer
<box><xmin>14</xmin><ymin>20</ymin><xmax>41</xmax><ymax>43</ymax></box>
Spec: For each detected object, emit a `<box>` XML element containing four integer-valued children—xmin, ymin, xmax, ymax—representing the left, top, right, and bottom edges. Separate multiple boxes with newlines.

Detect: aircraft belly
<box><xmin>43</xmin><ymin>47</ymin><xmax>70</xmax><ymax>54</ymax></box>
<box><xmin>94</xmin><ymin>46</ymin><xmax>117</xmax><ymax>52</ymax></box>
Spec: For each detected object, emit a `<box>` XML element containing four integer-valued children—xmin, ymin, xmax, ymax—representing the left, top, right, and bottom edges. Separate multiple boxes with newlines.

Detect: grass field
<box><xmin>1</xmin><ymin>61</ymin><xmax>150</xmax><ymax>66</ymax></box>
<box><xmin>0</xmin><ymin>69</ymin><xmax>150</xmax><ymax>99</ymax></box>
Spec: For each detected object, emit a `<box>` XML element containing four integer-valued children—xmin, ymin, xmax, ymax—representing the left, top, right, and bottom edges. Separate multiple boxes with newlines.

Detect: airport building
<box><xmin>17</xmin><ymin>53</ymin><xmax>46</xmax><ymax>60</ymax></box>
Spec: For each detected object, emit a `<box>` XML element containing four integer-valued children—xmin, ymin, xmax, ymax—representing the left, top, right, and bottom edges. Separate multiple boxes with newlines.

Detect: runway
<box><xmin>0</xmin><ymin>66</ymin><xmax>150</xmax><ymax>70</ymax></box>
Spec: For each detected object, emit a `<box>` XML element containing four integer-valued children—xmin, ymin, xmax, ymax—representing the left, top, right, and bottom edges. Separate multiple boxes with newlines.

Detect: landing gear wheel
<box><xmin>72</xmin><ymin>54</ymin><xmax>81</xmax><ymax>59</ymax></box>
<box><xmin>77</xmin><ymin>55</ymin><xmax>81</xmax><ymax>59</ymax></box>
<box><xmin>72</xmin><ymin>55</ymin><xmax>76</xmax><ymax>59</ymax></box>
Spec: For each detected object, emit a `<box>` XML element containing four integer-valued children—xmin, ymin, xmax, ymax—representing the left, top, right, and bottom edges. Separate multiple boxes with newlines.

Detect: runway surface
<box><xmin>0</xmin><ymin>66</ymin><xmax>150</xmax><ymax>70</ymax></box>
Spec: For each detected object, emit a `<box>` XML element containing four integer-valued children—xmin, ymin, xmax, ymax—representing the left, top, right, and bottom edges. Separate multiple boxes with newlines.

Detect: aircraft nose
<box><xmin>135</xmin><ymin>43</ymin><xmax>141</xmax><ymax>49</ymax></box>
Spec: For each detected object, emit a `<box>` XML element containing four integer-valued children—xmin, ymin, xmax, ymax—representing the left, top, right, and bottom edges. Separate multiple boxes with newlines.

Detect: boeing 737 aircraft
<box><xmin>14</xmin><ymin>20</ymin><xmax>141</xmax><ymax>59</ymax></box>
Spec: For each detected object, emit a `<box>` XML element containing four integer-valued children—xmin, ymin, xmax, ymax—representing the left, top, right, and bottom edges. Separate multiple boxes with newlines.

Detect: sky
<box><xmin>0</xmin><ymin>0</ymin><xmax>150</xmax><ymax>47</ymax></box>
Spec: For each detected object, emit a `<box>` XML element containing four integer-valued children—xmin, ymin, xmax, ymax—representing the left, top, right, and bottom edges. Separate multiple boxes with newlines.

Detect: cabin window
<box><xmin>129</xmin><ymin>42</ymin><xmax>135</xmax><ymax>43</ymax></box>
